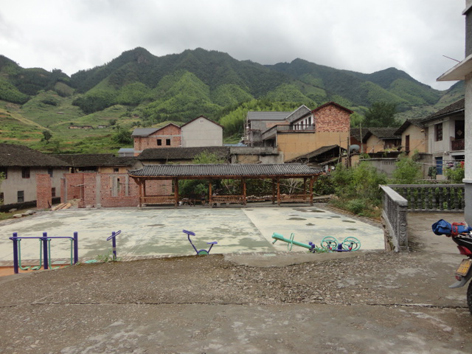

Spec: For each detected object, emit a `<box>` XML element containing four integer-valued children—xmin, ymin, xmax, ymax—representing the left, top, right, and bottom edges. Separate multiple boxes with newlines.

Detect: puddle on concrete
<box><xmin>293</xmin><ymin>209</ymin><xmax>308</xmax><ymax>213</ymax></box>
<box><xmin>306</xmin><ymin>223</ymin><xmax>315</xmax><ymax>226</ymax></box>
<box><xmin>309</xmin><ymin>209</ymin><xmax>325</xmax><ymax>213</ymax></box>
<box><xmin>147</xmin><ymin>224</ymin><xmax>165</xmax><ymax>227</ymax></box>
<box><xmin>288</xmin><ymin>217</ymin><xmax>307</xmax><ymax>221</ymax></box>
<box><xmin>342</xmin><ymin>220</ymin><xmax>356</xmax><ymax>223</ymax></box>
<box><xmin>330</xmin><ymin>216</ymin><xmax>341</xmax><ymax>218</ymax></box>
<box><xmin>346</xmin><ymin>228</ymin><xmax>357</xmax><ymax>231</ymax></box>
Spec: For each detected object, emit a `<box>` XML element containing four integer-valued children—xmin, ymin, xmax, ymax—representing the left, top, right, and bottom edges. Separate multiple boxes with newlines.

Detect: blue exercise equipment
<box><xmin>183</xmin><ymin>230</ymin><xmax>217</xmax><ymax>255</ymax></box>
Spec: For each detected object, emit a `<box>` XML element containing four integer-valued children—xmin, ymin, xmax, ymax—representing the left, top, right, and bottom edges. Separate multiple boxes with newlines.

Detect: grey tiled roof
<box><xmin>55</xmin><ymin>154</ymin><xmax>136</xmax><ymax>167</ymax></box>
<box><xmin>138</xmin><ymin>147</ymin><xmax>230</xmax><ymax>161</ymax></box>
<box><xmin>421</xmin><ymin>98</ymin><xmax>464</xmax><ymax>123</ymax></box>
<box><xmin>365</xmin><ymin>127</ymin><xmax>401</xmax><ymax>140</ymax></box>
<box><xmin>0</xmin><ymin>144</ymin><xmax>68</xmax><ymax>167</ymax></box>
<box><xmin>129</xmin><ymin>164</ymin><xmax>321</xmax><ymax>178</ymax></box>
<box><xmin>131</xmin><ymin>128</ymin><xmax>159</xmax><ymax>137</ymax></box>
<box><xmin>394</xmin><ymin>119</ymin><xmax>424</xmax><ymax>135</ymax></box>
<box><xmin>246</xmin><ymin>111</ymin><xmax>292</xmax><ymax>121</ymax></box>
<box><xmin>285</xmin><ymin>105</ymin><xmax>311</xmax><ymax>123</ymax></box>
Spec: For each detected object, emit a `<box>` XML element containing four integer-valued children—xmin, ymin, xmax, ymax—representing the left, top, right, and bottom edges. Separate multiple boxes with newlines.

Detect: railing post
<box><xmin>12</xmin><ymin>232</ymin><xmax>19</xmax><ymax>274</ymax></box>
<box><xmin>42</xmin><ymin>232</ymin><xmax>48</xmax><ymax>270</ymax></box>
<box><xmin>73</xmin><ymin>232</ymin><xmax>78</xmax><ymax>264</ymax></box>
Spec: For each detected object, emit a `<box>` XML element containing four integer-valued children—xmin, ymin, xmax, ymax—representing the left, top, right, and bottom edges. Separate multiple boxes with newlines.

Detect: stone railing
<box><xmin>380</xmin><ymin>186</ymin><xmax>408</xmax><ymax>252</ymax></box>
<box><xmin>388</xmin><ymin>184</ymin><xmax>464</xmax><ymax>212</ymax></box>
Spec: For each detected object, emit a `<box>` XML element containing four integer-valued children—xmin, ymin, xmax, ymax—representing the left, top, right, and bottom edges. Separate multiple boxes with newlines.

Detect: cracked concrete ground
<box><xmin>0</xmin><ymin>212</ymin><xmax>472</xmax><ymax>353</ymax></box>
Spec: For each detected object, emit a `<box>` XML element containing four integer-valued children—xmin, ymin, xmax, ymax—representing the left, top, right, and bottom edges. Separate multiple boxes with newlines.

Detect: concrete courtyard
<box><xmin>0</xmin><ymin>205</ymin><xmax>384</xmax><ymax>265</ymax></box>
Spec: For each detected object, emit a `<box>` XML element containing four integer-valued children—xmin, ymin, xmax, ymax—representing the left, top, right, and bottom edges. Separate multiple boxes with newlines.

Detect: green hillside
<box><xmin>0</xmin><ymin>48</ymin><xmax>464</xmax><ymax>153</ymax></box>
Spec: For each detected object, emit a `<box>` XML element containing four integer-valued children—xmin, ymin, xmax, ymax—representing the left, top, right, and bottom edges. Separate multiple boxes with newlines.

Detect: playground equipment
<box><xmin>271</xmin><ymin>233</ymin><xmax>361</xmax><ymax>253</ymax></box>
<box><xmin>321</xmin><ymin>236</ymin><xmax>361</xmax><ymax>252</ymax></box>
<box><xmin>106</xmin><ymin>230</ymin><xmax>121</xmax><ymax>261</ymax></box>
<box><xmin>9</xmin><ymin>232</ymin><xmax>79</xmax><ymax>274</ymax></box>
<box><xmin>183</xmin><ymin>230</ymin><xmax>217</xmax><ymax>255</ymax></box>
<box><xmin>271</xmin><ymin>232</ymin><xmax>317</xmax><ymax>253</ymax></box>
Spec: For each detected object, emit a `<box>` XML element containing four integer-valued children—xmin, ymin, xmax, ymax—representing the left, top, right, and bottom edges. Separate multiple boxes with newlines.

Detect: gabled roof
<box><xmin>285</xmin><ymin>105</ymin><xmax>311</xmax><ymax>123</ymax></box>
<box><xmin>131</xmin><ymin>123</ymin><xmax>181</xmax><ymax>137</ymax></box>
<box><xmin>181</xmin><ymin>115</ymin><xmax>223</xmax><ymax>129</ymax></box>
<box><xmin>138</xmin><ymin>146</ymin><xmax>230</xmax><ymax>161</ymax></box>
<box><xmin>312</xmin><ymin>101</ymin><xmax>354</xmax><ymax>115</ymax></box>
<box><xmin>0</xmin><ymin>144</ymin><xmax>68</xmax><ymax>167</ymax></box>
<box><xmin>246</xmin><ymin>111</ymin><xmax>292</xmax><ymax>121</ymax></box>
<box><xmin>421</xmin><ymin>99</ymin><xmax>464</xmax><ymax>123</ymax></box>
<box><xmin>350</xmin><ymin>128</ymin><xmax>370</xmax><ymax>142</ymax></box>
<box><xmin>55</xmin><ymin>154</ymin><xmax>136</xmax><ymax>167</ymax></box>
<box><xmin>129</xmin><ymin>163</ymin><xmax>321</xmax><ymax>179</ymax></box>
<box><xmin>364</xmin><ymin>127</ymin><xmax>401</xmax><ymax>141</ymax></box>
<box><xmin>394</xmin><ymin>119</ymin><xmax>424</xmax><ymax>135</ymax></box>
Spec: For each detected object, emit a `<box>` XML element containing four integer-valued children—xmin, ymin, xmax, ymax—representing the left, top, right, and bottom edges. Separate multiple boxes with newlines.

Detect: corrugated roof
<box><xmin>246</xmin><ymin>111</ymin><xmax>291</xmax><ymax>121</ymax></box>
<box><xmin>287</xmin><ymin>145</ymin><xmax>344</xmax><ymax>162</ymax></box>
<box><xmin>0</xmin><ymin>144</ymin><xmax>68</xmax><ymax>167</ymax></box>
<box><xmin>129</xmin><ymin>163</ymin><xmax>321</xmax><ymax>178</ymax></box>
<box><xmin>421</xmin><ymin>99</ymin><xmax>464</xmax><ymax>123</ymax></box>
<box><xmin>55</xmin><ymin>154</ymin><xmax>136</xmax><ymax>167</ymax></box>
<box><xmin>138</xmin><ymin>147</ymin><xmax>230</xmax><ymax>161</ymax></box>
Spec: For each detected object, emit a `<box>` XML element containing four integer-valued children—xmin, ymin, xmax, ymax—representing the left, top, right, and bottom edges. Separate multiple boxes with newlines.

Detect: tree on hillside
<box><xmin>42</xmin><ymin>130</ymin><xmax>52</xmax><ymax>143</ymax></box>
<box><xmin>364</xmin><ymin>102</ymin><xmax>398</xmax><ymax>127</ymax></box>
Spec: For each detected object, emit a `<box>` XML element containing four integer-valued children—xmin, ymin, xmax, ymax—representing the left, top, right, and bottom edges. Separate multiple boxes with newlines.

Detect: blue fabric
<box><xmin>432</xmin><ymin>219</ymin><xmax>472</xmax><ymax>235</ymax></box>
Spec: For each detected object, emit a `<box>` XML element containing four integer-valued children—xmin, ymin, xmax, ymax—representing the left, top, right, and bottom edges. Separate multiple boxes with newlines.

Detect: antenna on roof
<box><xmin>443</xmin><ymin>55</ymin><xmax>460</xmax><ymax>63</ymax></box>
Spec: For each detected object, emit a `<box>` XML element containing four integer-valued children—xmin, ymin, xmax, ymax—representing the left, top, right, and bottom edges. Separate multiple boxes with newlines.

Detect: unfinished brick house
<box><xmin>132</xmin><ymin>123</ymin><xmax>182</xmax><ymax>156</ymax></box>
<box><xmin>259</xmin><ymin>102</ymin><xmax>353</xmax><ymax>162</ymax></box>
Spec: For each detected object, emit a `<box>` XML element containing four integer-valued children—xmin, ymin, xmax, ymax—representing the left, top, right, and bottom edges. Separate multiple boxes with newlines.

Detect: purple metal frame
<box><xmin>106</xmin><ymin>230</ymin><xmax>121</xmax><ymax>261</ymax></box>
<box><xmin>9</xmin><ymin>232</ymin><xmax>78</xmax><ymax>274</ymax></box>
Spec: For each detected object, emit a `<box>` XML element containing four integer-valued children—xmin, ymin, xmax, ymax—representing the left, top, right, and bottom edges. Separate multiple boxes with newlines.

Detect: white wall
<box><xmin>181</xmin><ymin>118</ymin><xmax>223</xmax><ymax>147</ymax></box>
<box><xmin>0</xmin><ymin>167</ymin><xmax>68</xmax><ymax>205</ymax></box>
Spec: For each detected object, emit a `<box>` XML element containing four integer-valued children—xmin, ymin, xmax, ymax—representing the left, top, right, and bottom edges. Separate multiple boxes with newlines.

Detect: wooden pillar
<box><xmin>209</xmin><ymin>181</ymin><xmax>212</xmax><ymax>207</ymax></box>
<box><xmin>272</xmin><ymin>179</ymin><xmax>276</xmax><ymax>204</ymax></box>
<box><xmin>242</xmin><ymin>179</ymin><xmax>247</xmax><ymax>205</ymax></box>
<box><xmin>303</xmin><ymin>177</ymin><xmax>307</xmax><ymax>201</ymax></box>
<box><xmin>309</xmin><ymin>177</ymin><xmax>314</xmax><ymax>206</ymax></box>
<box><xmin>277</xmin><ymin>178</ymin><xmax>281</xmax><ymax>206</ymax></box>
<box><xmin>174</xmin><ymin>178</ymin><xmax>179</xmax><ymax>207</ymax></box>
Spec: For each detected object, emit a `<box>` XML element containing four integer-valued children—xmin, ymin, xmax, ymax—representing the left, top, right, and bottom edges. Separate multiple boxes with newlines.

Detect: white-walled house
<box><xmin>0</xmin><ymin>144</ymin><xmax>68</xmax><ymax>206</ymax></box>
<box><xmin>180</xmin><ymin>116</ymin><xmax>223</xmax><ymax>147</ymax></box>
<box><xmin>421</xmin><ymin>99</ymin><xmax>465</xmax><ymax>176</ymax></box>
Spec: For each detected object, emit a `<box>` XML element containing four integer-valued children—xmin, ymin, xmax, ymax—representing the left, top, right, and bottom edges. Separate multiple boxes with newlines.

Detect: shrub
<box><xmin>391</xmin><ymin>154</ymin><xmax>422</xmax><ymax>184</ymax></box>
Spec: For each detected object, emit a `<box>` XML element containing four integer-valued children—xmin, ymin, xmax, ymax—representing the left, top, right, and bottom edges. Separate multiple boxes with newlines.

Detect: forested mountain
<box><xmin>0</xmin><ymin>47</ymin><xmax>464</xmax><ymax>153</ymax></box>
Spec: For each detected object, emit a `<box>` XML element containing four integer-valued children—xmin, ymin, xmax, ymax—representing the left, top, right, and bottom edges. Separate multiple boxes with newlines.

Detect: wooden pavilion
<box><xmin>128</xmin><ymin>164</ymin><xmax>322</xmax><ymax>207</ymax></box>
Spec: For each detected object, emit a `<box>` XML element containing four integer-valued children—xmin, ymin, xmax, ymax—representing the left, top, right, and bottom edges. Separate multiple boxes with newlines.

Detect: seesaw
<box><xmin>271</xmin><ymin>233</ymin><xmax>361</xmax><ymax>252</ymax></box>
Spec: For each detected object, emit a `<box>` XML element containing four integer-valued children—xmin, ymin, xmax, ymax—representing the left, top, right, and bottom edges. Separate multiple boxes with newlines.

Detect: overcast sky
<box><xmin>0</xmin><ymin>0</ymin><xmax>465</xmax><ymax>90</ymax></box>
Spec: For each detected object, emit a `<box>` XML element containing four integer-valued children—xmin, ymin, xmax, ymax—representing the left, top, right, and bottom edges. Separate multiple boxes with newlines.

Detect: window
<box><xmin>166</xmin><ymin>139</ymin><xmax>171</xmax><ymax>146</ymax></box>
<box><xmin>0</xmin><ymin>167</ymin><xmax>7</xmax><ymax>179</ymax></box>
<box><xmin>114</xmin><ymin>168</ymin><xmax>119</xmax><ymax>173</ymax></box>
<box><xmin>435</xmin><ymin>123</ymin><xmax>443</xmax><ymax>141</ymax></box>
<box><xmin>17</xmin><ymin>191</ymin><xmax>24</xmax><ymax>203</ymax></box>
<box><xmin>51</xmin><ymin>187</ymin><xmax>56</xmax><ymax>198</ymax></box>
<box><xmin>405</xmin><ymin>135</ymin><xmax>410</xmax><ymax>152</ymax></box>
<box><xmin>0</xmin><ymin>192</ymin><xmax>3</xmax><ymax>202</ymax></box>
<box><xmin>157</xmin><ymin>139</ymin><xmax>162</xmax><ymax>146</ymax></box>
<box><xmin>21</xmin><ymin>167</ymin><xmax>30</xmax><ymax>179</ymax></box>
<box><xmin>48</xmin><ymin>168</ymin><xmax>53</xmax><ymax>178</ymax></box>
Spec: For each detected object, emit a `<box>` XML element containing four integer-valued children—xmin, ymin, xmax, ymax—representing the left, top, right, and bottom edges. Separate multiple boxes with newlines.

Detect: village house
<box><xmin>420</xmin><ymin>99</ymin><xmax>465</xmax><ymax>176</ymax></box>
<box><xmin>394</xmin><ymin>119</ymin><xmax>428</xmax><ymax>155</ymax></box>
<box><xmin>132</xmin><ymin>123</ymin><xmax>182</xmax><ymax>156</ymax></box>
<box><xmin>258</xmin><ymin>102</ymin><xmax>353</xmax><ymax>162</ymax></box>
<box><xmin>180</xmin><ymin>116</ymin><xmax>223</xmax><ymax>147</ymax></box>
<box><xmin>0</xmin><ymin>144</ymin><xmax>69</xmax><ymax>209</ymax></box>
<box><xmin>363</xmin><ymin>127</ymin><xmax>402</xmax><ymax>155</ymax></box>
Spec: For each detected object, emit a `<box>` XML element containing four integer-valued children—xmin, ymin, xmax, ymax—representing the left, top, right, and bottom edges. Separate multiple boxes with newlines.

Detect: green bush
<box><xmin>444</xmin><ymin>165</ymin><xmax>465</xmax><ymax>183</ymax></box>
<box><xmin>391</xmin><ymin>154</ymin><xmax>421</xmax><ymax>184</ymax></box>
